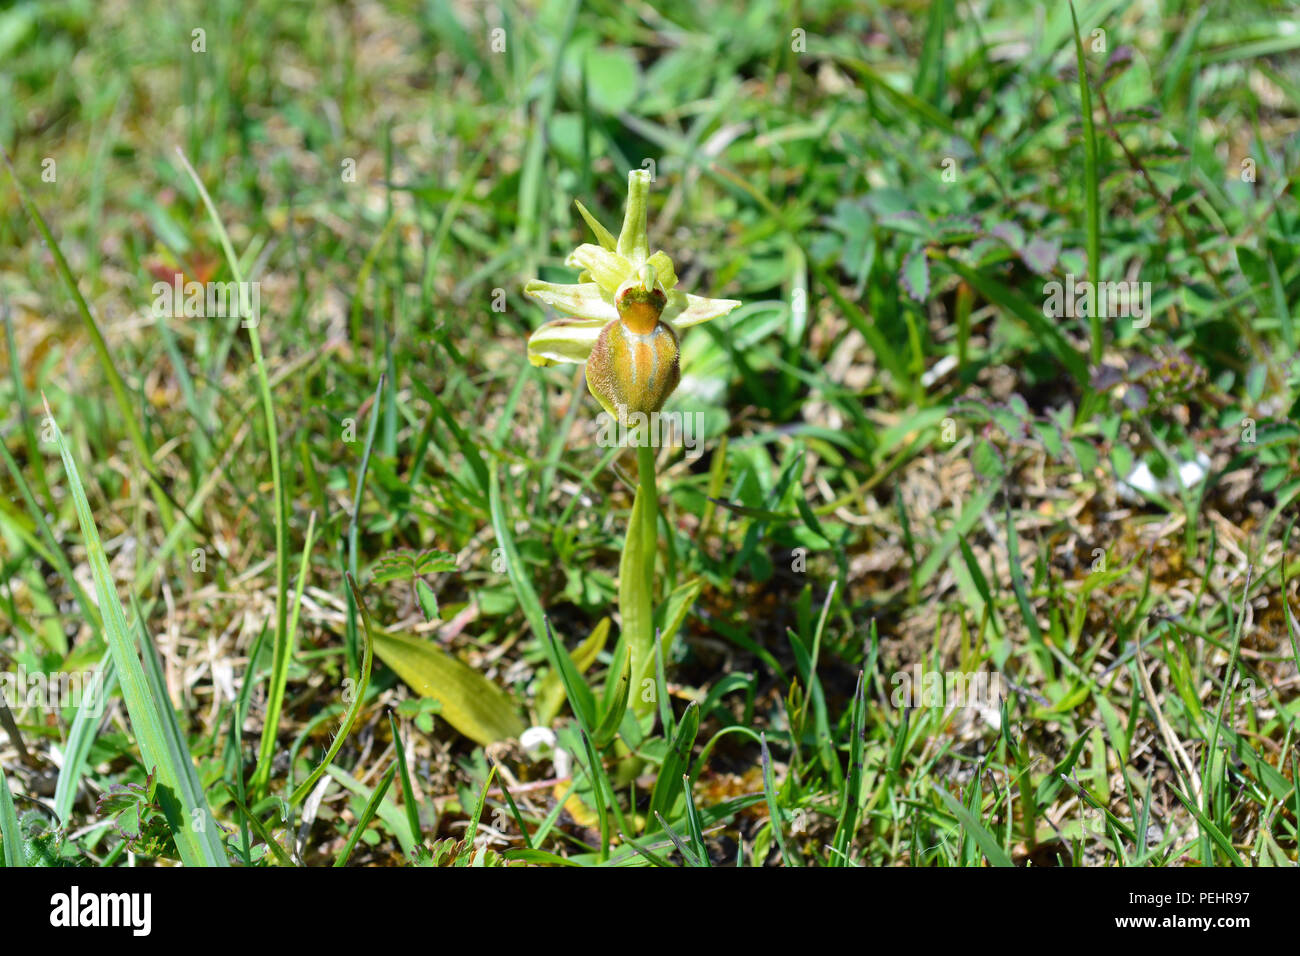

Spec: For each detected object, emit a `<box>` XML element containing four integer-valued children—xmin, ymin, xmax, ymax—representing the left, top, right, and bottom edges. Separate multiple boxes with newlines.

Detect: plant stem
<box><xmin>622</xmin><ymin>438</ymin><xmax>659</xmax><ymax>717</ymax></box>
<box><xmin>637</xmin><ymin>440</ymin><xmax>658</xmax><ymax>588</ymax></box>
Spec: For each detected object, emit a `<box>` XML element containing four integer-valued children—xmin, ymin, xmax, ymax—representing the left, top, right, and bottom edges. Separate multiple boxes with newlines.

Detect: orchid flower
<box><xmin>525</xmin><ymin>169</ymin><xmax>741</xmax><ymax>417</ymax></box>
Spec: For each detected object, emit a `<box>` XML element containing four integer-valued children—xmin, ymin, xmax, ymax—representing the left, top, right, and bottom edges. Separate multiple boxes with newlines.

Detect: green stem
<box><xmin>638</xmin><ymin>441</ymin><xmax>657</xmax><ymax>588</ymax></box>
<box><xmin>622</xmin><ymin>438</ymin><xmax>659</xmax><ymax>717</ymax></box>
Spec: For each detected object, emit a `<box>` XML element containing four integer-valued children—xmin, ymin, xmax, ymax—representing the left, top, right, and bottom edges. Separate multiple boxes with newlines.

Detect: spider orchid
<box><xmin>524</xmin><ymin>170</ymin><xmax>741</xmax><ymax>719</ymax></box>
<box><xmin>525</xmin><ymin>169</ymin><xmax>741</xmax><ymax>418</ymax></box>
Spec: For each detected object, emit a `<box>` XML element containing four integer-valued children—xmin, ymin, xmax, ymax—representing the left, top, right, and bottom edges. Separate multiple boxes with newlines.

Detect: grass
<box><xmin>0</xmin><ymin>0</ymin><xmax>1298</xmax><ymax>867</ymax></box>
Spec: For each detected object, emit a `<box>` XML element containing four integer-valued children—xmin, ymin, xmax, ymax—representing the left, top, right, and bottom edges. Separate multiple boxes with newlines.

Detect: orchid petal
<box><xmin>526</xmin><ymin>315</ymin><xmax>610</xmax><ymax>367</ymax></box>
<box><xmin>647</xmin><ymin>250</ymin><xmax>678</xmax><ymax>292</ymax></box>
<box><xmin>565</xmin><ymin>244</ymin><xmax>633</xmax><ymax>295</ymax></box>
<box><xmin>524</xmin><ymin>280</ymin><xmax>618</xmax><ymax>322</ymax></box>
<box><xmin>661</xmin><ymin>290</ymin><xmax>743</xmax><ymax>329</ymax></box>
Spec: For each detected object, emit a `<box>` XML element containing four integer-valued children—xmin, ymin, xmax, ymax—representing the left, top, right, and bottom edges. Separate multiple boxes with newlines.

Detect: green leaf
<box><xmin>590</xmin><ymin>646</ymin><xmax>631</xmax><ymax>749</ymax></box>
<box><xmin>372</xmin><ymin>629</ymin><xmax>524</xmax><ymax>746</ymax></box>
<box><xmin>654</xmin><ymin>578</ymin><xmax>702</xmax><ymax>652</ymax></box>
<box><xmin>574</xmin><ymin>200</ymin><xmax>617</xmax><ymax>251</ymax></box>
<box><xmin>538</xmin><ymin>617</ymin><xmax>610</xmax><ymax>726</ymax></box>
<box><xmin>415</xmin><ymin>578</ymin><xmax>440</xmax><ymax>621</ymax></box>
<box><xmin>583</xmin><ymin>47</ymin><xmax>641</xmax><ymax>114</ymax></box>
<box><xmin>900</xmin><ymin>246</ymin><xmax>931</xmax><ymax>301</ymax></box>
<box><xmin>373</xmin><ymin>549</ymin><xmax>458</xmax><ymax>584</ymax></box>
<box><xmin>650</xmin><ymin>701</ymin><xmax>700</xmax><ymax>821</ymax></box>
<box><xmin>972</xmin><ymin>439</ymin><xmax>1004</xmax><ymax>479</ymax></box>
<box><xmin>98</xmin><ymin>782</ymin><xmax>149</xmax><ymax>842</ymax></box>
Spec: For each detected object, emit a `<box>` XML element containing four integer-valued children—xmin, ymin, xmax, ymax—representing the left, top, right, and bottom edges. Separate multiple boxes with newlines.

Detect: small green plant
<box><xmin>409</xmin><ymin>838</ymin><xmax>515</xmax><ymax>867</ymax></box>
<box><xmin>96</xmin><ymin>775</ymin><xmax>176</xmax><ymax>858</ymax></box>
<box><xmin>525</xmin><ymin>169</ymin><xmax>740</xmax><ymax>717</ymax></box>
<box><xmin>372</xmin><ymin>548</ymin><xmax>459</xmax><ymax>620</ymax></box>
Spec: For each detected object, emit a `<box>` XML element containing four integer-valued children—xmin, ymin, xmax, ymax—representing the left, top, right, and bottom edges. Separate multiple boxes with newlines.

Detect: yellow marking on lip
<box><xmin>619</xmin><ymin>300</ymin><xmax>661</xmax><ymax>335</ymax></box>
<box><xmin>633</xmin><ymin>337</ymin><xmax>654</xmax><ymax>389</ymax></box>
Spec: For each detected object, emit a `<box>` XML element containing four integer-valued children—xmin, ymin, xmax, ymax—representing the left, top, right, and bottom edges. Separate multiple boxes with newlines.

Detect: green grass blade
<box><xmin>1069</xmin><ymin>0</ymin><xmax>1102</xmax><ymax>365</ymax></box>
<box><xmin>541</xmin><ymin>618</ymin><xmax>597</xmax><ymax>731</ymax></box>
<box><xmin>45</xmin><ymin>398</ymin><xmax>228</xmax><ymax>866</ymax></box>
<box><xmin>681</xmin><ymin>774</ymin><xmax>710</xmax><ymax>867</ymax></box>
<box><xmin>943</xmin><ymin>257</ymin><xmax>1090</xmax><ymax>383</ymax></box>
<box><xmin>289</xmin><ymin>573</ymin><xmax>375</xmax><ymax>808</ymax></box>
<box><xmin>345</xmin><ymin>373</ymin><xmax>386</xmax><ymax>675</ymax></box>
<box><xmin>831</xmin><ymin>670</ymin><xmax>867</xmax><ymax>865</ymax></box>
<box><xmin>759</xmin><ymin>732</ymin><xmax>796</xmax><ymax>867</ymax></box>
<box><xmin>132</xmin><ymin>595</ymin><xmax>227</xmax><ymax>854</ymax></box>
<box><xmin>3</xmin><ymin>151</ymin><xmax>176</xmax><ymax>532</ymax></box>
<box><xmin>935</xmin><ymin>785</ymin><xmax>1014</xmax><ymax>867</ymax></box>
<box><xmin>488</xmin><ymin>457</ymin><xmax>549</xmax><ymax>645</ymax></box>
<box><xmin>175</xmin><ymin>145</ymin><xmax>291</xmax><ymax>763</ymax></box>
<box><xmin>458</xmin><ymin>763</ymin><xmax>497</xmax><ymax>867</ymax></box>
<box><xmin>1166</xmin><ymin>783</ymin><xmax>1245</xmax><ymax>866</ymax></box>
<box><xmin>0</xmin><ymin>435</ymin><xmax>100</xmax><ymax>638</ymax></box>
<box><xmin>652</xmin><ymin>811</ymin><xmax>703</xmax><ymax>867</ymax></box>
<box><xmin>333</xmin><ymin>760</ymin><xmax>398</xmax><ymax>867</ymax></box>
<box><xmin>491</xmin><ymin>765</ymin><xmax>534</xmax><ymax>851</ymax></box>
<box><xmin>252</xmin><ymin>509</ymin><xmax>317</xmax><ymax>794</ymax></box>
<box><xmin>54</xmin><ymin>650</ymin><xmax>117</xmax><ymax>824</ymax></box>
<box><xmin>590</xmin><ymin>644</ymin><xmax>631</xmax><ymax>749</ymax></box>
<box><xmin>388</xmin><ymin>710</ymin><xmax>422</xmax><ymax>842</ymax></box>
<box><xmin>325</xmin><ymin>765</ymin><xmax>416</xmax><ymax>855</ymax></box>
<box><xmin>0</xmin><ymin>764</ymin><xmax>25</xmax><ymax>867</ymax></box>
<box><xmin>226</xmin><ymin>791</ymin><xmax>296</xmax><ymax>866</ymax></box>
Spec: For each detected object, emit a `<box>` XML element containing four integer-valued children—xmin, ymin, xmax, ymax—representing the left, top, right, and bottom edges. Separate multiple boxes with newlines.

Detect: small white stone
<box><xmin>520</xmin><ymin>726</ymin><xmax>571</xmax><ymax>778</ymax></box>
<box><xmin>921</xmin><ymin>355</ymin><xmax>958</xmax><ymax>388</ymax></box>
<box><xmin>519</xmin><ymin>726</ymin><xmax>556</xmax><ymax>756</ymax></box>
<box><xmin>1118</xmin><ymin>452</ymin><xmax>1210</xmax><ymax>503</ymax></box>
